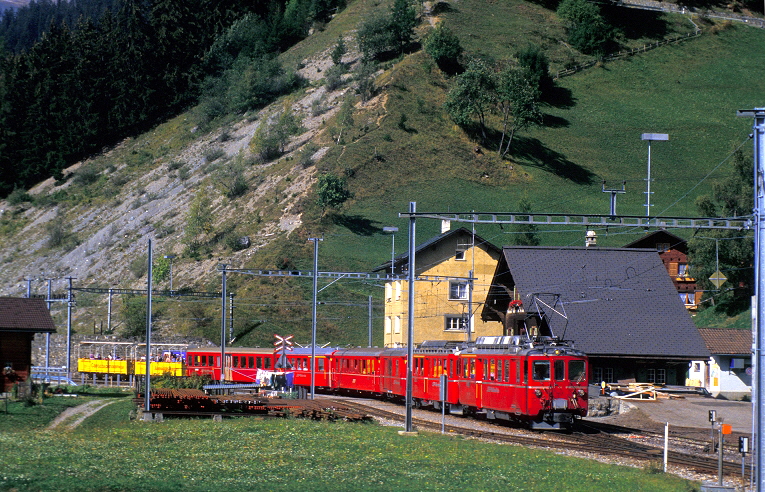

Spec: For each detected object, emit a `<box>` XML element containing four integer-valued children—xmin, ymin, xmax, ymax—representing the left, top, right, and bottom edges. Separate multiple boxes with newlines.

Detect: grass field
<box><xmin>0</xmin><ymin>396</ymin><xmax>699</xmax><ymax>491</ymax></box>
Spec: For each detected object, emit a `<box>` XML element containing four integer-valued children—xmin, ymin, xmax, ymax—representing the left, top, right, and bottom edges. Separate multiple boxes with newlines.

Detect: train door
<box><xmin>381</xmin><ymin>356</ymin><xmax>393</xmax><ymax>394</ymax></box>
<box><xmin>513</xmin><ymin>357</ymin><xmax>526</xmax><ymax>416</ymax></box>
<box><xmin>458</xmin><ymin>356</ymin><xmax>477</xmax><ymax>408</ymax></box>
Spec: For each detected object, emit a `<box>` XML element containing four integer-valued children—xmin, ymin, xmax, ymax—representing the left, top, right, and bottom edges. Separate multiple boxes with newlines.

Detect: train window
<box><xmin>569</xmin><ymin>360</ymin><xmax>586</xmax><ymax>382</ymax></box>
<box><xmin>265</xmin><ymin>358</ymin><xmax>271</xmax><ymax>369</ymax></box>
<box><xmin>489</xmin><ymin>359</ymin><xmax>496</xmax><ymax>381</ymax></box>
<box><xmin>233</xmin><ymin>356</ymin><xmax>239</xmax><ymax>368</ymax></box>
<box><xmin>256</xmin><ymin>357</ymin><xmax>262</xmax><ymax>369</ymax></box>
<box><xmin>318</xmin><ymin>358</ymin><xmax>325</xmax><ymax>371</ymax></box>
<box><xmin>470</xmin><ymin>359</ymin><xmax>475</xmax><ymax>378</ymax></box>
<box><xmin>497</xmin><ymin>359</ymin><xmax>502</xmax><ymax>381</ymax></box>
<box><xmin>215</xmin><ymin>356</ymin><xmax>220</xmax><ymax>367</ymax></box>
<box><xmin>533</xmin><ymin>361</ymin><xmax>551</xmax><ymax>381</ymax></box>
<box><xmin>554</xmin><ymin>360</ymin><xmax>565</xmax><ymax>381</ymax></box>
<box><xmin>523</xmin><ymin>361</ymin><xmax>528</xmax><ymax>384</ymax></box>
<box><xmin>504</xmin><ymin>360</ymin><xmax>510</xmax><ymax>382</ymax></box>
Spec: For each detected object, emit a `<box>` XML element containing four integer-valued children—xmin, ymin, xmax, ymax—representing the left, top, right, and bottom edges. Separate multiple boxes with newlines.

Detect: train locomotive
<box><xmin>78</xmin><ymin>334</ymin><xmax>588</xmax><ymax>430</ymax></box>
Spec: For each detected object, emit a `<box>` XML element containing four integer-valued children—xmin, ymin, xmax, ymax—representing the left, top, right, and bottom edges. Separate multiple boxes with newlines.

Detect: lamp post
<box><xmin>383</xmin><ymin>226</ymin><xmax>398</xmax><ymax>275</ymax></box>
<box><xmin>641</xmin><ymin>133</ymin><xmax>669</xmax><ymax>217</ymax></box>
<box><xmin>164</xmin><ymin>254</ymin><xmax>176</xmax><ymax>294</ymax></box>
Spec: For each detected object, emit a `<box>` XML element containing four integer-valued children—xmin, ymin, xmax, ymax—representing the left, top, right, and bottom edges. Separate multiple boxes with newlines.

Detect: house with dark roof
<box><xmin>0</xmin><ymin>297</ymin><xmax>57</xmax><ymax>392</ymax></box>
<box><xmin>372</xmin><ymin>225</ymin><xmax>502</xmax><ymax>346</ymax></box>
<box><xmin>688</xmin><ymin>328</ymin><xmax>751</xmax><ymax>400</ymax></box>
<box><xmin>624</xmin><ymin>230</ymin><xmax>700</xmax><ymax>310</ymax></box>
<box><xmin>481</xmin><ymin>246</ymin><xmax>710</xmax><ymax>385</ymax></box>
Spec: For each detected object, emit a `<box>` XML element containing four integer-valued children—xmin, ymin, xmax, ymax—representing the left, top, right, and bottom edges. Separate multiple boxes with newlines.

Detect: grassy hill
<box><xmin>1</xmin><ymin>0</ymin><xmax>762</xmax><ymax>346</ymax></box>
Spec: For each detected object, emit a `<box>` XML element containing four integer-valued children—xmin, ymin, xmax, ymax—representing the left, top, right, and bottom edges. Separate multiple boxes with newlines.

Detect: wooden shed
<box><xmin>0</xmin><ymin>297</ymin><xmax>56</xmax><ymax>392</ymax></box>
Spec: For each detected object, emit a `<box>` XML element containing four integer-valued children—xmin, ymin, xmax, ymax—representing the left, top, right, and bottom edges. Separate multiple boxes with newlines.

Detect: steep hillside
<box><xmin>1</xmin><ymin>0</ymin><xmax>763</xmax><ymax>344</ymax></box>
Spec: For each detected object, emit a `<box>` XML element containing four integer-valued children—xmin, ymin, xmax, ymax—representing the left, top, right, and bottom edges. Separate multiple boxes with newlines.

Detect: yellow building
<box><xmin>374</xmin><ymin>225</ymin><xmax>502</xmax><ymax>347</ymax></box>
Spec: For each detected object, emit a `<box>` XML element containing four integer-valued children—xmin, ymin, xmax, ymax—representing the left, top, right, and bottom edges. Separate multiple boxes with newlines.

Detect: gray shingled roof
<box><xmin>0</xmin><ymin>297</ymin><xmax>57</xmax><ymax>333</ymax></box>
<box><xmin>484</xmin><ymin>246</ymin><xmax>709</xmax><ymax>359</ymax></box>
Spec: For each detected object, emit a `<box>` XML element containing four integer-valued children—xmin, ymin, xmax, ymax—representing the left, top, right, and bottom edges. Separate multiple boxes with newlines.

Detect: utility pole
<box><xmin>144</xmin><ymin>239</ymin><xmax>153</xmax><ymax>414</ymax></box>
<box><xmin>65</xmin><ymin>276</ymin><xmax>75</xmax><ymax>380</ymax></box>
<box><xmin>368</xmin><ymin>295</ymin><xmax>373</xmax><ymax>347</ymax></box>
<box><xmin>602</xmin><ymin>180</ymin><xmax>626</xmax><ymax>217</ymax></box>
<box><xmin>641</xmin><ymin>133</ymin><xmax>669</xmax><ymax>217</ymax></box>
<box><xmin>219</xmin><ymin>264</ymin><xmax>228</xmax><ymax>383</ymax></box>
<box><xmin>308</xmin><ymin>237</ymin><xmax>322</xmax><ymax>400</ymax></box>
<box><xmin>738</xmin><ymin>107</ymin><xmax>765</xmax><ymax>491</ymax></box>
<box><xmin>405</xmin><ymin>202</ymin><xmax>416</xmax><ymax>433</ymax></box>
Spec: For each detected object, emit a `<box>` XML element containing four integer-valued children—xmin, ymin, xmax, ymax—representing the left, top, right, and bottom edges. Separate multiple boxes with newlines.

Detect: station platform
<box><xmin>588</xmin><ymin>389</ymin><xmax>753</xmax><ymax>434</ymax></box>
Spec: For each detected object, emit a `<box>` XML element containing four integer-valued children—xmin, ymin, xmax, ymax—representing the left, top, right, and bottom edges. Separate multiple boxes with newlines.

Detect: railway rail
<box><xmin>326</xmin><ymin>397</ymin><xmax>746</xmax><ymax>480</ymax></box>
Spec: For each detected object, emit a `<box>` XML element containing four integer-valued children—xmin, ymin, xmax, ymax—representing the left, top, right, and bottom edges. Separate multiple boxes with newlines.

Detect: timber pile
<box><xmin>606</xmin><ymin>382</ymin><xmax>685</xmax><ymax>401</ymax></box>
<box><xmin>135</xmin><ymin>390</ymin><xmax>371</xmax><ymax>421</ymax></box>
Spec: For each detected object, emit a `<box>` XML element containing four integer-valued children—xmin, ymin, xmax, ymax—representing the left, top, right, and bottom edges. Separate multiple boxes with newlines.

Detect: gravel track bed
<box><xmin>322</xmin><ymin>395</ymin><xmax>749</xmax><ymax>488</ymax></box>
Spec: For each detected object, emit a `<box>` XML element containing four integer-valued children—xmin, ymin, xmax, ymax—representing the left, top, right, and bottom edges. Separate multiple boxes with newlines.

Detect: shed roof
<box><xmin>483</xmin><ymin>246</ymin><xmax>709</xmax><ymax>359</ymax></box>
<box><xmin>697</xmin><ymin>328</ymin><xmax>751</xmax><ymax>356</ymax></box>
<box><xmin>0</xmin><ymin>297</ymin><xmax>56</xmax><ymax>333</ymax></box>
<box><xmin>623</xmin><ymin>230</ymin><xmax>688</xmax><ymax>254</ymax></box>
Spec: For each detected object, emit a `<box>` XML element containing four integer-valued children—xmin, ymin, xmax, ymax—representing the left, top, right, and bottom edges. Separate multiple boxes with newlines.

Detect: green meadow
<box><xmin>0</xmin><ymin>396</ymin><xmax>699</xmax><ymax>491</ymax></box>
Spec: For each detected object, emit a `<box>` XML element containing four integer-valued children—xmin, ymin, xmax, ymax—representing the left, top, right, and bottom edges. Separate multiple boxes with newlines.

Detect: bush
<box><xmin>72</xmin><ymin>164</ymin><xmax>101</xmax><ymax>186</ymax></box>
<box><xmin>424</xmin><ymin>24</ymin><xmax>463</xmax><ymax>73</ymax></box>
<box><xmin>324</xmin><ymin>64</ymin><xmax>346</xmax><ymax>91</ymax></box>
<box><xmin>6</xmin><ymin>187</ymin><xmax>33</xmax><ymax>205</ymax></box>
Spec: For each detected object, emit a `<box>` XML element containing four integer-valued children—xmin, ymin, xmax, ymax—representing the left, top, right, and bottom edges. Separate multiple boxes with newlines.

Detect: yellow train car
<box><xmin>77</xmin><ymin>358</ymin><xmax>131</xmax><ymax>375</ymax></box>
<box><xmin>133</xmin><ymin>360</ymin><xmax>184</xmax><ymax>377</ymax></box>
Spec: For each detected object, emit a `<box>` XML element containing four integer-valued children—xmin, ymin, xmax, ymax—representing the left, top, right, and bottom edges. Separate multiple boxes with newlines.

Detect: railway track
<box><xmin>327</xmin><ymin>397</ymin><xmax>746</xmax><ymax>479</ymax></box>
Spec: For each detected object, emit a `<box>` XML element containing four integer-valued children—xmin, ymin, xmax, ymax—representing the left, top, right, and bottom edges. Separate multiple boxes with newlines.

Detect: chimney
<box><xmin>441</xmin><ymin>220</ymin><xmax>451</xmax><ymax>234</ymax></box>
<box><xmin>585</xmin><ymin>230</ymin><xmax>597</xmax><ymax>248</ymax></box>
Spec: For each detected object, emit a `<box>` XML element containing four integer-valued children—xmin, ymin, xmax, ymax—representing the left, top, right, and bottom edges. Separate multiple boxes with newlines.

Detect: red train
<box><xmin>183</xmin><ymin>335</ymin><xmax>589</xmax><ymax>430</ymax></box>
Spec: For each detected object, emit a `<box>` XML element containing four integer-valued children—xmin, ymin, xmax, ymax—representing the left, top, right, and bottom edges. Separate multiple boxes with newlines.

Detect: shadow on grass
<box><xmin>510</xmin><ymin>136</ymin><xmax>597</xmax><ymax>185</ymax></box>
<box><xmin>602</xmin><ymin>7</ymin><xmax>675</xmax><ymax>41</ymax></box>
<box><xmin>544</xmin><ymin>85</ymin><xmax>576</xmax><ymax>110</ymax></box>
<box><xmin>333</xmin><ymin>214</ymin><xmax>381</xmax><ymax>236</ymax></box>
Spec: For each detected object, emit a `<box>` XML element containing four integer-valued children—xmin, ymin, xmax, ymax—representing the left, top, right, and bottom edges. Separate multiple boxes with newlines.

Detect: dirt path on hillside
<box><xmin>47</xmin><ymin>399</ymin><xmax>117</xmax><ymax>431</ymax></box>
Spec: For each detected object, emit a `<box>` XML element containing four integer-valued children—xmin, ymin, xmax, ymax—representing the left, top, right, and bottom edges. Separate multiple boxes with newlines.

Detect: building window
<box><xmin>679</xmin><ymin>292</ymin><xmax>695</xmax><ymax>306</ymax></box>
<box><xmin>647</xmin><ymin>368</ymin><xmax>666</xmax><ymax>385</ymax></box>
<box><xmin>445</xmin><ymin>315</ymin><xmax>467</xmax><ymax>331</ymax></box>
<box><xmin>455</xmin><ymin>249</ymin><xmax>466</xmax><ymax>260</ymax></box>
<box><xmin>385</xmin><ymin>283</ymin><xmax>392</xmax><ymax>302</ymax></box>
<box><xmin>656</xmin><ymin>242</ymin><xmax>670</xmax><ymax>252</ymax></box>
<box><xmin>384</xmin><ymin>317</ymin><xmax>392</xmax><ymax>334</ymax></box>
<box><xmin>395</xmin><ymin>281</ymin><xmax>402</xmax><ymax>301</ymax></box>
<box><xmin>678</xmin><ymin>263</ymin><xmax>688</xmax><ymax>277</ymax></box>
<box><xmin>593</xmin><ymin>367</ymin><xmax>614</xmax><ymax>383</ymax></box>
<box><xmin>394</xmin><ymin>316</ymin><xmax>401</xmax><ymax>334</ymax></box>
<box><xmin>449</xmin><ymin>281</ymin><xmax>468</xmax><ymax>300</ymax></box>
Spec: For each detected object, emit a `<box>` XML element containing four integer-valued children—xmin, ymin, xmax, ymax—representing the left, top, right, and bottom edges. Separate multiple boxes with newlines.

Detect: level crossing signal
<box><xmin>274</xmin><ymin>334</ymin><xmax>294</xmax><ymax>354</ymax></box>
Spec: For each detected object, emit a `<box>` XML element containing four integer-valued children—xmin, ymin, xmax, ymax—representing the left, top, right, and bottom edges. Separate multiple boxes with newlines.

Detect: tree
<box><xmin>513</xmin><ymin>198</ymin><xmax>541</xmax><ymax>246</ymax></box>
<box><xmin>556</xmin><ymin>0</ymin><xmax>612</xmax><ymax>55</ymax></box>
<box><xmin>331</xmin><ymin>35</ymin><xmax>346</xmax><ymax>66</ymax></box>
<box><xmin>424</xmin><ymin>23</ymin><xmax>462</xmax><ymax>73</ymax></box>
<box><xmin>516</xmin><ymin>43</ymin><xmax>553</xmax><ymax>97</ymax></box>
<box><xmin>317</xmin><ymin>172</ymin><xmax>353</xmax><ymax>212</ymax></box>
<box><xmin>688</xmin><ymin>150</ymin><xmax>754</xmax><ymax>315</ymax></box>
<box><xmin>495</xmin><ymin>65</ymin><xmax>542</xmax><ymax>158</ymax></box>
<box><xmin>356</xmin><ymin>13</ymin><xmax>395</xmax><ymax>61</ymax></box>
<box><xmin>334</xmin><ymin>95</ymin><xmax>355</xmax><ymax>144</ymax></box>
<box><xmin>443</xmin><ymin>58</ymin><xmax>494</xmax><ymax>141</ymax></box>
<box><xmin>389</xmin><ymin>0</ymin><xmax>417</xmax><ymax>53</ymax></box>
